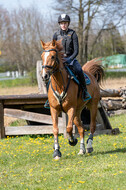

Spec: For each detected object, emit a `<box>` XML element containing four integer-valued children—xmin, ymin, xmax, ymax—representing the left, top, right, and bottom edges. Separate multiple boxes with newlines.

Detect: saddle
<box><xmin>65</xmin><ymin>65</ymin><xmax>91</xmax><ymax>85</ymax></box>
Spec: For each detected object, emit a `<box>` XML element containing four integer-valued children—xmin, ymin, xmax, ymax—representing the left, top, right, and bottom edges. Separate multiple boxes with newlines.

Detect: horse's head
<box><xmin>40</xmin><ymin>39</ymin><xmax>63</xmax><ymax>82</ymax></box>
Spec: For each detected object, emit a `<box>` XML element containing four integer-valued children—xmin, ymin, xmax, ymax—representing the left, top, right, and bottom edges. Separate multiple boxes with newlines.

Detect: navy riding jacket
<box><xmin>53</xmin><ymin>28</ymin><xmax>79</xmax><ymax>61</ymax></box>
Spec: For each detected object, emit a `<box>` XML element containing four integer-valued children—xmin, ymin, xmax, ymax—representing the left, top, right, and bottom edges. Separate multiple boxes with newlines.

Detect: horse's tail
<box><xmin>82</xmin><ymin>58</ymin><xmax>105</xmax><ymax>84</ymax></box>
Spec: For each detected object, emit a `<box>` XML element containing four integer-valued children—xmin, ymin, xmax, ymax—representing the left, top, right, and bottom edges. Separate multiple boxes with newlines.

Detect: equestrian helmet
<box><xmin>58</xmin><ymin>14</ymin><xmax>70</xmax><ymax>24</ymax></box>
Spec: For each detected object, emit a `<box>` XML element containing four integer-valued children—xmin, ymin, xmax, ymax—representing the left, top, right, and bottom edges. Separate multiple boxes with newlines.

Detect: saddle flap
<box><xmin>65</xmin><ymin>65</ymin><xmax>90</xmax><ymax>85</ymax></box>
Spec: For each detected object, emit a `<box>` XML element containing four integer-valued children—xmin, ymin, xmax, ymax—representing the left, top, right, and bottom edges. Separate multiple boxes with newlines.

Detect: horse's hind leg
<box><xmin>67</xmin><ymin>108</ymin><xmax>78</xmax><ymax>146</ymax></box>
<box><xmin>87</xmin><ymin>102</ymin><xmax>98</xmax><ymax>153</ymax></box>
<box><xmin>74</xmin><ymin>111</ymin><xmax>86</xmax><ymax>155</ymax></box>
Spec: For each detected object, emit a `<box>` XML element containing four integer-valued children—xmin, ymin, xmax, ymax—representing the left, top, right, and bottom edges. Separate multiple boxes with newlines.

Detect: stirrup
<box><xmin>44</xmin><ymin>100</ymin><xmax>50</xmax><ymax>109</ymax></box>
<box><xmin>82</xmin><ymin>91</ymin><xmax>91</xmax><ymax>101</ymax></box>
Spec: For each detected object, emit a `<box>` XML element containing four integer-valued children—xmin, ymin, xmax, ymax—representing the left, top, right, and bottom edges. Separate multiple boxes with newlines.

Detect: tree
<box><xmin>0</xmin><ymin>5</ymin><xmax>57</xmax><ymax>74</ymax></box>
<box><xmin>0</xmin><ymin>6</ymin><xmax>10</xmax><ymax>59</ymax></box>
<box><xmin>2</xmin><ymin>6</ymin><xmax>47</xmax><ymax>74</ymax></box>
<box><xmin>52</xmin><ymin>0</ymin><xmax>126</xmax><ymax>64</ymax></box>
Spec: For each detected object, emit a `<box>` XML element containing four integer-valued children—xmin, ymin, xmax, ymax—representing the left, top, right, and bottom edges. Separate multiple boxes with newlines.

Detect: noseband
<box><xmin>42</xmin><ymin>49</ymin><xmax>60</xmax><ymax>74</ymax></box>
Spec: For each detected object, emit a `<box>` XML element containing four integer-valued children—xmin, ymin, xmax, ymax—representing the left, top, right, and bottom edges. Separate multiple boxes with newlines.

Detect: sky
<box><xmin>0</xmin><ymin>0</ymin><xmax>55</xmax><ymax>15</ymax></box>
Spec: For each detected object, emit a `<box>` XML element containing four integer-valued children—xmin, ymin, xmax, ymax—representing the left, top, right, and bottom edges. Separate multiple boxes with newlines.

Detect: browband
<box><xmin>43</xmin><ymin>49</ymin><xmax>57</xmax><ymax>53</ymax></box>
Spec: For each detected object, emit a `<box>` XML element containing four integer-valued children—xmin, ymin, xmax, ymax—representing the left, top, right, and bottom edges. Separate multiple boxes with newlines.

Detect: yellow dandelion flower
<box><xmin>78</xmin><ymin>181</ymin><xmax>86</xmax><ymax>184</ymax></box>
<box><xmin>119</xmin><ymin>171</ymin><xmax>123</xmax><ymax>173</ymax></box>
<box><xmin>113</xmin><ymin>173</ymin><xmax>117</xmax><ymax>176</ymax></box>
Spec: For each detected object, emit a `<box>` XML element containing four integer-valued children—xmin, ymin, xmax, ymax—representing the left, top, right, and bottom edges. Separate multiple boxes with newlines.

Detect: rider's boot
<box><xmin>78</xmin><ymin>70</ymin><xmax>91</xmax><ymax>101</ymax></box>
<box><xmin>44</xmin><ymin>99</ymin><xmax>50</xmax><ymax>109</ymax></box>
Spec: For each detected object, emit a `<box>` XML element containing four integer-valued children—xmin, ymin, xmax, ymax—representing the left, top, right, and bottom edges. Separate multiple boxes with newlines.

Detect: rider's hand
<box><xmin>63</xmin><ymin>57</ymin><xmax>72</xmax><ymax>64</ymax></box>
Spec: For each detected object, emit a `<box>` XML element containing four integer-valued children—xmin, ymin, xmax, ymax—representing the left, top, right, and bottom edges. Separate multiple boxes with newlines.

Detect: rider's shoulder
<box><xmin>68</xmin><ymin>28</ymin><xmax>75</xmax><ymax>33</ymax></box>
<box><xmin>55</xmin><ymin>29</ymin><xmax>61</xmax><ymax>35</ymax></box>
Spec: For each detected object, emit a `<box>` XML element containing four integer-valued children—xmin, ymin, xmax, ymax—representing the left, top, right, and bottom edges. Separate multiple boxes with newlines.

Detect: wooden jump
<box><xmin>0</xmin><ymin>94</ymin><xmax>67</xmax><ymax>138</ymax></box>
<box><xmin>0</xmin><ymin>93</ymin><xmax>112</xmax><ymax>139</ymax></box>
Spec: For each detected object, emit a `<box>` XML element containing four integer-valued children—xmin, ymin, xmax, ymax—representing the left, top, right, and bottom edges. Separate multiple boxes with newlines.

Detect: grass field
<box><xmin>0</xmin><ymin>77</ymin><xmax>126</xmax><ymax>189</ymax></box>
<box><xmin>0</xmin><ymin>114</ymin><xmax>126</xmax><ymax>190</ymax></box>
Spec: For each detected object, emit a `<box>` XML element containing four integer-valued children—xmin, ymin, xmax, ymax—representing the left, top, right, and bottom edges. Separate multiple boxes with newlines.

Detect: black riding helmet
<box><xmin>58</xmin><ymin>14</ymin><xmax>70</xmax><ymax>24</ymax></box>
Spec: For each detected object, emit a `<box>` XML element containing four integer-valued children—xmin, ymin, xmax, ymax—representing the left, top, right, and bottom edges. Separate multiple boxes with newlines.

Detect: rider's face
<box><xmin>60</xmin><ymin>22</ymin><xmax>69</xmax><ymax>31</ymax></box>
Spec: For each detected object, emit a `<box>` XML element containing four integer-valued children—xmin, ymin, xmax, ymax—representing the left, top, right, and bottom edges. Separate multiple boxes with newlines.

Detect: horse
<box><xmin>40</xmin><ymin>39</ymin><xmax>104</xmax><ymax>159</ymax></box>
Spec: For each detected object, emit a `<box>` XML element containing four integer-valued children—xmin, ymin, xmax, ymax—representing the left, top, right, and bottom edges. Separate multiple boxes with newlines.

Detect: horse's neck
<box><xmin>51</xmin><ymin>61</ymin><xmax>68</xmax><ymax>93</ymax></box>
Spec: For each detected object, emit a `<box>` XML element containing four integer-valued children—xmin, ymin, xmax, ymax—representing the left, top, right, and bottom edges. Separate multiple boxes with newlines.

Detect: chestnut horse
<box><xmin>41</xmin><ymin>40</ymin><xmax>104</xmax><ymax>159</ymax></box>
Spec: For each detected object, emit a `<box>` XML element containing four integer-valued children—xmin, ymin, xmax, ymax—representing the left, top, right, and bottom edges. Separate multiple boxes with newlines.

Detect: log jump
<box><xmin>100</xmin><ymin>87</ymin><xmax>126</xmax><ymax>116</ymax></box>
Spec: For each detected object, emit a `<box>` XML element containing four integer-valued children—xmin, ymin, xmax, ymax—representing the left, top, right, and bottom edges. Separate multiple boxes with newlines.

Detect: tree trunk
<box><xmin>84</xmin><ymin>3</ymin><xmax>90</xmax><ymax>63</ymax></box>
<box><xmin>78</xmin><ymin>0</ymin><xmax>84</xmax><ymax>65</ymax></box>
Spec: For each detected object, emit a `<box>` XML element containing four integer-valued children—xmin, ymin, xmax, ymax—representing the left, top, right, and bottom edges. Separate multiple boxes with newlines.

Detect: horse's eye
<box><xmin>51</xmin><ymin>56</ymin><xmax>55</xmax><ymax>59</ymax></box>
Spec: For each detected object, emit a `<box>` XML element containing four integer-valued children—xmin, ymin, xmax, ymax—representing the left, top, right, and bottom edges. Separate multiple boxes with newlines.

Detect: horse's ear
<box><xmin>52</xmin><ymin>39</ymin><xmax>56</xmax><ymax>46</ymax></box>
<box><xmin>40</xmin><ymin>40</ymin><xmax>45</xmax><ymax>49</ymax></box>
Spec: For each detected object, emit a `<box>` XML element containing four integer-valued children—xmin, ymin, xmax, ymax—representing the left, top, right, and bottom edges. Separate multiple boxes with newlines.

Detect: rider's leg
<box><xmin>72</xmin><ymin>60</ymin><xmax>89</xmax><ymax>100</ymax></box>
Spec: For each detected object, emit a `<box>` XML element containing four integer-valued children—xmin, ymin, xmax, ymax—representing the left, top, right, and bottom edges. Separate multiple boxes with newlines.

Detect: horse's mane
<box><xmin>82</xmin><ymin>58</ymin><xmax>105</xmax><ymax>84</ymax></box>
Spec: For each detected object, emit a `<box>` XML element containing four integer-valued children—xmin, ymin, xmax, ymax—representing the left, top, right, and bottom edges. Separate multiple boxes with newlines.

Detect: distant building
<box><xmin>101</xmin><ymin>54</ymin><xmax>126</xmax><ymax>68</ymax></box>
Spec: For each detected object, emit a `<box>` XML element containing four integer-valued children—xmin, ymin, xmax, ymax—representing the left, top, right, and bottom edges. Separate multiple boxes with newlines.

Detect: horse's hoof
<box><xmin>53</xmin><ymin>149</ymin><xmax>62</xmax><ymax>159</ymax></box>
<box><xmin>78</xmin><ymin>149</ymin><xmax>86</xmax><ymax>155</ymax></box>
<box><xmin>87</xmin><ymin>147</ymin><xmax>93</xmax><ymax>153</ymax></box>
<box><xmin>69</xmin><ymin>138</ymin><xmax>78</xmax><ymax>146</ymax></box>
<box><xmin>54</xmin><ymin>156</ymin><xmax>61</xmax><ymax>160</ymax></box>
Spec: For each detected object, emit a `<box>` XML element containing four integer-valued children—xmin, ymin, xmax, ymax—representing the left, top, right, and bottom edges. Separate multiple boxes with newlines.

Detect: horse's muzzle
<box><xmin>42</xmin><ymin>73</ymin><xmax>50</xmax><ymax>82</ymax></box>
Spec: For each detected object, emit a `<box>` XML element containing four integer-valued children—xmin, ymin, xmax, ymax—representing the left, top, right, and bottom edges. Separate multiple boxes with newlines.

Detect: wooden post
<box><xmin>36</xmin><ymin>60</ymin><xmax>47</xmax><ymax>94</ymax></box>
<box><xmin>98</xmin><ymin>101</ymin><xmax>112</xmax><ymax>129</ymax></box>
<box><xmin>0</xmin><ymin>102</ymin><xmax>5</xmax><ymax>138</ymax></box>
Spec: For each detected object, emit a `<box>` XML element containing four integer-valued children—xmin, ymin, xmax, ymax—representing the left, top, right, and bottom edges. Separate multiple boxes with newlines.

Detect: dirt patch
<box><xmin>0</xmin><ymin>86</ymin><xmax>38</xmax><ymax>95</ymax></box>
<box><xmin>4</xmin><ymin>116</ymin><xmax>18</xmax><ymax>127</ymax></box>
<box><xmin>102</xmin><ymin>77</ymin><xmax>126</xmax><ymax>89</ymax></box>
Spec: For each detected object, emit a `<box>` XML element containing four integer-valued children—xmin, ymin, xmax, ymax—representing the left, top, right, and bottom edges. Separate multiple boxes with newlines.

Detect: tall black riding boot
<box><xmin>78</xmin><ymin>71</ymin><xmax>91</xmax><ymax>101</ymax></box>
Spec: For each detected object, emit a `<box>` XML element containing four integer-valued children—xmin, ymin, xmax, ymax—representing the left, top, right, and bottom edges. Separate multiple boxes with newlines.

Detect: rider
<box><xmin>53</xmin><ymin>14</ymin><xmax>89</xmax><ymax>101</ymax></box>
<box><xmin>44</xmin><ymin>14</ymin><xmax>90</xmax><ymax>108</ymax></box>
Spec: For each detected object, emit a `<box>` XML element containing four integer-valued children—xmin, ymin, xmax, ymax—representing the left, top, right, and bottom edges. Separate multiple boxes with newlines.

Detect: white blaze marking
<box><xmin>44</xmin><ymin>52</ymin><xmax>50</xmax><ymax>66</ymax></box>
<box><xmin>42</xmin><ymin>52</ymin><xmax>50</xmax><ymax>77</ymax></box>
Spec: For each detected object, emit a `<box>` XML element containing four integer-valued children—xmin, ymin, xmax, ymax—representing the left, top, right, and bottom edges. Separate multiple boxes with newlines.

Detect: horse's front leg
<box><xmin>67</xmin><ymin>108</ymin><xmax>78</xmax><ymax>146</ymax></box>
<box><xmin>74</xmin><ymin>112</ymin><xmax>86</xmax><ymax>155</ymax></box>
<box><xmin>50</xmin><ymin>106</ymin><xmax>61</xmax><ymax>160</ymax></box>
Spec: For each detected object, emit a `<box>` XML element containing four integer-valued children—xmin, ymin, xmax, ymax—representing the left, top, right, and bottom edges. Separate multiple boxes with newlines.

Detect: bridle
<box><xmin>42</xmin><ymin>49</ymin><xmax>60</xmax><ymax>75</ymax></box>
<box><xmin>42</xmin><ymin>48</ymin><xmax>71</xmax><ymax>112</ymax></box>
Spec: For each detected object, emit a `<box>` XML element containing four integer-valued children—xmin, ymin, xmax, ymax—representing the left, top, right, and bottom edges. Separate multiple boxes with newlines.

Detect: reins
<box><xmin>42</xmin><ymin>48</ymin><xmax>71</xmax><ymax>112</ymax></box>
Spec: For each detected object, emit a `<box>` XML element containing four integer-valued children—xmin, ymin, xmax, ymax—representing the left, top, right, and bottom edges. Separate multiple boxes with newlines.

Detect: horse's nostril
<box><xmin>42</xmin><ymin>73</ymin><xmax>49</xmax><ymax>81</ymax></box>
<box><xmin>45</xmin><ymin>74</ymin><xmax>48</xmax><ymax>79</ymax></box>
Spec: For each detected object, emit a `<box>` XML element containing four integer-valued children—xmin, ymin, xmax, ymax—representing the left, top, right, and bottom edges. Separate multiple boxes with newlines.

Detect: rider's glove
<box><xmin>63</xmin><ymin>57</ymin><xmax>72</xmax><ymax>64</ymax></box>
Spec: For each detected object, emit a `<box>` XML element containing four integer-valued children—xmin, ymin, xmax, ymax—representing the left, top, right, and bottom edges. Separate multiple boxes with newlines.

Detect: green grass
<box><xmin>10</xmin><ymin>119</ymin><xmax>27</xmax><ymax>126</ymax></box>
<box><xmin>0</xmin><ymin>77</ymin><xmax>37</xmax><ymax>88</ymax></box>
<box><xmin>105</xmin><ymin>71</ymin><xmax>126</xmax><ymax>78</ymax></box>
<box><xmin>0</xmin><ymin>114</ymin><xmax>126</xmax><ymax>190</ymax></box>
